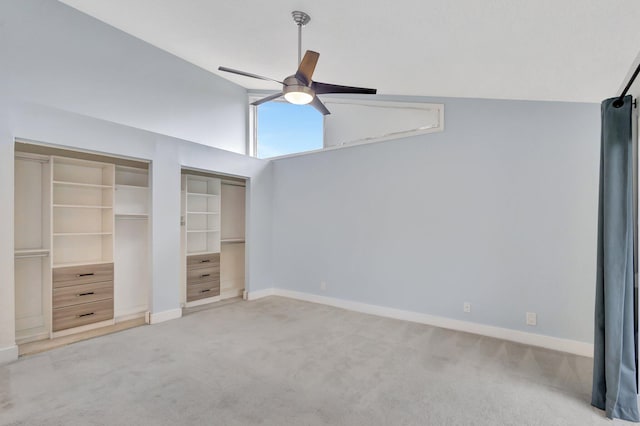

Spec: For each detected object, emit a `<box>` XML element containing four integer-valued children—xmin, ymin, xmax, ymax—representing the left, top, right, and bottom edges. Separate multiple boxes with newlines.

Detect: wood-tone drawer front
<box><xmin>52</xmin><ymin>299</ymin><xmax>114</xmax><ymax>332</ymax></box>
<box><xmin>53</xmin><ymin>263</ymin><xmax>114</xmax><ymax>287</ymax></box>
<box><xmin>187</xmin><ymin>281</ymin><xmax>220</xmax><ymax>302</ymax></box>
<box><xmin>53</xmin><ymin>281</ymin><xmax>113</xmax><ymax>309</ymax></box>
<box><xmin>187</xmin><ymin>253</ymin><xmax>220</xmax><ymax>268</ymax></box>
<box><xmin>187</xmin><ymin>266</ymin><xmax>220</xmax><ymax>284</ymax></box>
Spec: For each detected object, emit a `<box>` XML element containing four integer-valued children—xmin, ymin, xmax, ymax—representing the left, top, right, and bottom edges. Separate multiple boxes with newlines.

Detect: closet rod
<box><xmin>613</xmin><ymin>61</ymin><xmax>640</xmax><ymax>108</ymax></box>
<box><xmin>15</xmin><ymin>253</ymin><xmax>49</xmax><ymax>259</ymax></box>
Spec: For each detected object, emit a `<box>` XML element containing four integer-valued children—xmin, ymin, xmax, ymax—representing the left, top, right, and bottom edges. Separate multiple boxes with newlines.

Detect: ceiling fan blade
<box><xmin>251</xmin><ymin>92</ymin><xmax>284</xmax><ymax>106</ymax></box>
<box><xmin>295</xmin><ymin>50</ymin><xmax>320</xmax><ymax>85</ymax></box>
<box><xmin>311</xmin><ymin>81</ymin><xmax>377</xmax><ymax>95</ymax></box>
<box><xmin>218</xmin><ymin>66</ymin><xmax>283</xmax><ymax>84</ymax></box>
<box><xmin>310</xmin><ymin>96</ymin><xmax>330</xmax><ymax>115</ymax></box>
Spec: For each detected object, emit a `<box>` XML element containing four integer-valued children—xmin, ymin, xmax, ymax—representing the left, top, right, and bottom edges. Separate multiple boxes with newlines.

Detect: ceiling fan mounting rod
<box><xmin>291</xmin><ymin>11</ymin><xmax>310</xmax><ymax>66</ymax></box>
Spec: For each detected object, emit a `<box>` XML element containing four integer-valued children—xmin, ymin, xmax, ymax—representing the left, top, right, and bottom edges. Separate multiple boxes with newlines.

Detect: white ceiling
<box><xmin>59</xmin><ymin>0</ymin><xmax>640</xmax><ymax>103</ymax></box>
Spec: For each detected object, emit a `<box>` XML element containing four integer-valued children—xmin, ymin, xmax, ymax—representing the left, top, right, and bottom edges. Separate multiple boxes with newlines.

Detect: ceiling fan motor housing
<box><xmin>283</xmin><ymin>75</ymin><xmax>314</xmax><ymax>104</ymax></box>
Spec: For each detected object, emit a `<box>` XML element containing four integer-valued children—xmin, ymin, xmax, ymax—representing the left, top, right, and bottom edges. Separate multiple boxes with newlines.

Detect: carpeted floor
<box><xmin>0</xmin><ymin>296</ymin><xmax>632</xmax><ymax>425</ymax></box>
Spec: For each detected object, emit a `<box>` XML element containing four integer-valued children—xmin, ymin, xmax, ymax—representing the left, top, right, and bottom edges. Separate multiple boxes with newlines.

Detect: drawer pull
<box><xmin>200</xmin><ymin>274</ymin><xmax>211</xmax><ymax>278</ymax></box>
<box><xmin>76</xmin><ymin>291</ymin><xmax>95</xmax><ymax>297</ymax></box>
<box><xmin>76</xmin><ymin>312</ymin><xmax>95</xmax><ymax>318</ymax></box>
<box><xmin>201</xmin><ymin>289</ymin><xmax>211</xmax><ymax>293</ymax></box>
<box><xmin>76</xmin><ymin>273</ymin><xmax>95</xmax><ymax>277</ymax></box>
<box><xmin>200</xmin><ymin>260</ymin><xmax>211</xmax><ymax>263</ymax></box>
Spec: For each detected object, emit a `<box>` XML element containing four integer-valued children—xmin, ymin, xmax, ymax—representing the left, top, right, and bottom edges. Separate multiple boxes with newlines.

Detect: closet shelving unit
<box><xmin>14</xmin><ymin>152</ymin><xmax>51</xmax><ymax>343</ymax></box>
<box><xmin>185</xmin><ymin>176</ymin><xmax>221</xmax><ymax>256</ymax></box>
<box><xmin>115</xmin><ymin>166</ymin><xmax>149</xmax><ymax>218</ymax></box>
<box><xmin>14</xmin><ymin>145</ymin><xmax>151</xmax><ymax>344</ymax></box>
<box><xmin>51</xmin><ymin>157</ymin><xmax>114</xmax><ymax>268</ymax></box>
<box><xmin>114</xmin><ymin>165</ymin><xmax>150</xmax><ymax>319</ymax></box>
<box><xmin>50</xmin><ymin>157</ymin><xmax>115</xmax><ymax>334</ymax></box>
<box><xmin>181</xmin><ymin>171</ymin><xmax>247</xmax><ymax>307</ymax></box>
<box><xmin>220</xmin><ymin>180</ymin><xmax>246</xmax><ymax>300</ymax></box>
<box><xmin>182</xmin><ymin>174</ymin><xmax>222</xmax><ymax>306</ymax></box>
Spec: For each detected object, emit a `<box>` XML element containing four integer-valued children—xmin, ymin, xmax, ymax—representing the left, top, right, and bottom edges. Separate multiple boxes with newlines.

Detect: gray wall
<box><xmin>0</xmin><ymin>0</ymin><xmax>247</xmax><ymax>153</ymax></box>
<box><xmin>271</xmin><ymin>96</ymin><xmax>600</xmax><ymax>343</ymax></box>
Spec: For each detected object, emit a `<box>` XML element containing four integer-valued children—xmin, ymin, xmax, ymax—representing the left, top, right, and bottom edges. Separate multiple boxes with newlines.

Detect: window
<box><xmin>252</xmin><ymin>101</ymin><xmax>323</xmax><ymax>159</ymax></box>
<box><xmin>323</xmin><ymin>99</ymin><xmax>443</xmax><ymax>148</ymax></box>
<box><xmin>249</xmin><ymin>95</ymin><xmax>443</xmax><ymax>158</ymax></box>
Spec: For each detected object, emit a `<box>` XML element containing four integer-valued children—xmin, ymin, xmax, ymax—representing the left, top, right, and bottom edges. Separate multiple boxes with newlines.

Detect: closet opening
<box><xmin>180</xmin><ymin>168</ymin><xmax>247</xmax><ymax>311</ymax></box>
<box><xmin>14</xmin><ymin>140</ymin><xmax>151</xmax><ymax>355</ymax></box>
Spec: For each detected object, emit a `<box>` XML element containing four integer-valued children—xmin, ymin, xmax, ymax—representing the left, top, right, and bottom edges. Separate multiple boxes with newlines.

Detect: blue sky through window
<box><xmin>257</xmin><ymin>101</ymin><xmax>323</xmax><ymax>158</ymax></box>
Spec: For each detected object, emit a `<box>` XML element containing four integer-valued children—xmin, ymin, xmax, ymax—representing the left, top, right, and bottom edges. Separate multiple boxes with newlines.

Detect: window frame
<box><xmin>322</xmin><ymin>98</ymin><xmax>444</xmax><ymax>148</ymax></box>
<box><xmin>248</xmin><ymin>93</ymin><xmax>444</xmax><ymax>159</ymax></box>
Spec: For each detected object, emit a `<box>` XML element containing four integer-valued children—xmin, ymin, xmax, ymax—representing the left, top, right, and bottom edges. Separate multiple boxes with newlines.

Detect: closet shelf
<box><xmin>186</xmin><ymin>192</ymin><xmax>219</xmax><ymax>198</ymax></box>
<box><xmin>186</xmin><ymin>229</ymin><xmax>220</xmax><ymax>233</ymax></box>
<box><xmin>186</xmin><ymin>211</ymin><xmax>220</xmax><ymax>215</ymax></box>
<box><xmin>115</xmin><ymin>184</ymin><xmax>149</xmax><ymax>190</ymax></box>
<box><xmin>115</xmin><ymin>213</ymin><xmax>148</xmax><ymax>218</ymax></box>
<box><xmin>53</xmin><ymin>232</ymin><xmax>113</xmax><ymax>236</ymax></box>
<box><xmin>53</xmin><ymin>204</ymin><xmax>113</xmax><ymax>209</ymax></box>
<box><xmin>53</xmin><ymin>180</ymin><xmax>113</xmax><ymax>189</ymax></box>
<box><xmin>52</xmin><ymin>260</ymin><xmax>114</xmax><ymax>268</ymax></box>
<box><xmin>187</xmin><ymin>250</ymin><xmax>220</xmax><ymax>256</ymax></box>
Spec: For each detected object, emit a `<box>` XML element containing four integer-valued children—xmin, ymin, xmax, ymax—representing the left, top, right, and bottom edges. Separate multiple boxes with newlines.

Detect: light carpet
<box><xmin>0</xmin><ymin>296</ymin><xmax>633</xmax><ymax>425</ymax></box>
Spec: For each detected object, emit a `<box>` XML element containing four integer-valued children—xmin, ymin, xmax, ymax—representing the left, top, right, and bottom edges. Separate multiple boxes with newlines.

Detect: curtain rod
<box><xmin>613</xmin><ymin>61</ymin><xmax>640</xmax><ymax>108</ymax></box>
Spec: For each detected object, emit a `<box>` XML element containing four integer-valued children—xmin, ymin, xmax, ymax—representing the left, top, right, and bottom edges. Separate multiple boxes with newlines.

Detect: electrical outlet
<box><xmin>463</xmin><ymin>302</ymin><xmax>471</xmax><ymax>313</ymax></box>
<box><xmin>526</xmin><ymin>312</ymin><xmax>537</xmax><ymax>326</ymax></box>
<box><xmin>320</xmin><ymin>281</ymin><xmax>327</xmax><ymax>291</ymax></box>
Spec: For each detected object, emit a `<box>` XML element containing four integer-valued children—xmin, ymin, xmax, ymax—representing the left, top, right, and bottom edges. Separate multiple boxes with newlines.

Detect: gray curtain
<box><xmin>592</xmin><ymin>95</ymin><xmax>638</xmax><ymax>422</ymax></box>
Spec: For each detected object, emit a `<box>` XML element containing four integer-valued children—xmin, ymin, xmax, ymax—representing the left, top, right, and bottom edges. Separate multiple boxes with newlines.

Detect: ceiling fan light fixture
<box><xmin>283</xmin><ymin>84</ymin><xmax>314</xmax><ymax>105</ymax></box>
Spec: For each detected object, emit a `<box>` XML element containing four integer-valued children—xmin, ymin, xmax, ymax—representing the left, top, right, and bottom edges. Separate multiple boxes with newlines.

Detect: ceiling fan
<box><xmin>218</xmin><ymin>11</ymin><xmax>377</xmax><ymax>115</ymax></box>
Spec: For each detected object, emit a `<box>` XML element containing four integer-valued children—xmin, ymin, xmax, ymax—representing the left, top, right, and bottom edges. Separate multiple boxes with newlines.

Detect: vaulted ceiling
<box><xmin>59</xmin><ymin>0</ymin><xmax>640</xmax><ymax>103</ymax></box>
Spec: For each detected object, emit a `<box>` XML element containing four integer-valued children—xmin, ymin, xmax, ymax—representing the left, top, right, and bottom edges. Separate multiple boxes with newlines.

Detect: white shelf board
<box><xmin>186</xmin><ymin>192</ymin><xmax>219</xmax><ymax>198</ymax></box>
<box><xmin>53</xmin><ymin>204</ymin><xmax>113</xmax><ymax>209</ymax></box>
<box><xmin>186</xmin><ymin>229</ymin><xmax>220</xmax><ymax>233</ymax></box>
<box><xmin>187</xmin><ymin>211</ymin><xmax>219</xmax><ymax>215</ymax></box>
<box><xmin>115</xmin><ymin>184</ymin><xmax>149</xmax><ymax>190</ymax></box>
<box><xmin>53</xmin><ymin>232</ymin><xmax>113</xmax><ymax>236</ymax></box>
<box><xmin>52</xmin><ymin>260</ymin><xmax>114</xmax><ymax>268</ymax></box>
<box><xmin>53</xmin><ymin>180</ymin><xmax>113</xmax><ymax>189</ymax></box>
<box><xmin>115</xmin><ymin>213</ymin><xmax>149</xmax><ymax>218</ymax></box>
<box><xmin>186</xmin><ymin>251</ymin><xmax>220</xmax><ymax>256</ymax></box>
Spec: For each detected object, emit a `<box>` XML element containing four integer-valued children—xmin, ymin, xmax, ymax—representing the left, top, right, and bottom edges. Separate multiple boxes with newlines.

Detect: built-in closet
<box><xmin>14</xmin><ymin>142</ymin><xmax>150</xmax><ymax>343</ymax></box>
<box><xmin>181</xmin><ymin>170</ymin><xmax>246</xmax><ymax>307</ymax></box>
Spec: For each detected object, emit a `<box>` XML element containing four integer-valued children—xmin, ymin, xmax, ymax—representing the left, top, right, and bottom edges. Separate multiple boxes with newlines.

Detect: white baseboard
<box><xmin>0</xmin><ymin>345</ymin><xmax>19</xmax><ymax>364</ymax></box>
<box><xmin>149</xmin><ymin>308</ymin><xmax>182</xmax><ymax>324</ymax></box>
<box><xmin>246</xmin><ymin>288</ymin><xmax>275</xmax><ymax>301</ymax></box>
<box><xmin>268</xmin><ymin>289</ymin><xmax>594</xmax><ymax>358</ymax></box>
